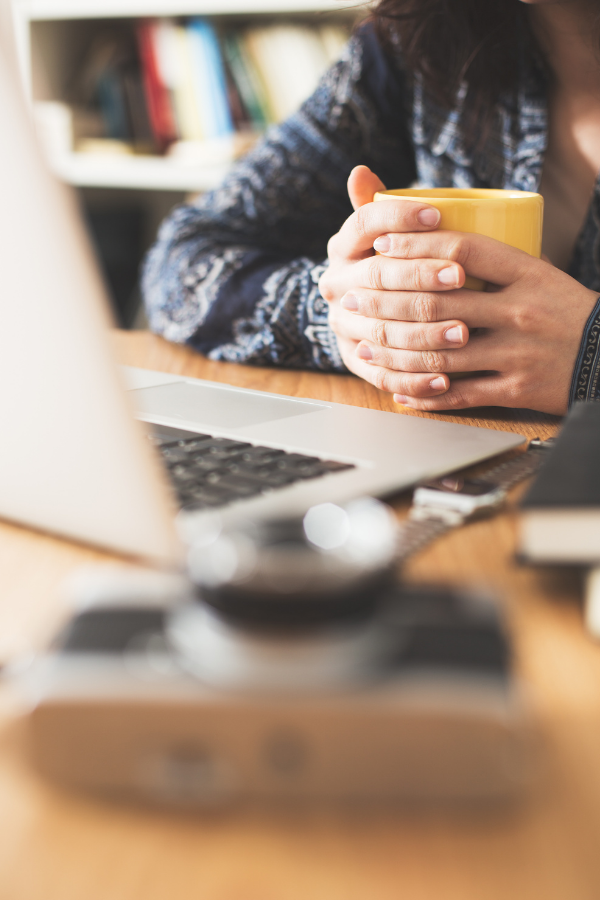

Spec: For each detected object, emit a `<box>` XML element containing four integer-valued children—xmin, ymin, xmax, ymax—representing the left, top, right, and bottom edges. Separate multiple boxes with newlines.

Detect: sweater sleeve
<box><xmin>141</xmin><ymin>24</ymin><xmax>417</xmax><ymax>370</ymax></box>
<box><xmin>569</xmin><ymin>297</ymin><xmax>600</xmax><ymax>404</ymax></box>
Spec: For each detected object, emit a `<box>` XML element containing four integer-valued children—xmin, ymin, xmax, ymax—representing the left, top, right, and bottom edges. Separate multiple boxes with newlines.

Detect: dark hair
<box><xmin>371</xmin><ymin>0</ymin><xmax>537</xmax><ymax>114</ymax></box>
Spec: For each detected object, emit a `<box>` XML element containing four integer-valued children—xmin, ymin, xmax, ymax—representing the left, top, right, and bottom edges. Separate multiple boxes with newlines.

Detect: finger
<box><xmin>339</xmin><ymin>287</ymin><xmax>499</xmax><ymax>328</ymax></box>
<box><xmin>328</xmin><ymin>255</ymin><xmax>465</xmax><ymax>299</ymax></box>
<box><xmin>328</xmin><ymin>199</ymin><xmax>441</xmax><ymax>262</ymax></box>
<box><xmin>330</xmin><ymin>308</ymin><xmax>469</xmax><ymax>350</ymax></box>
<box><xmin>346</xmin><ymin>352</ymin><xmax>451</xmax><ymax>399</ymax></box>
<box><xmin>393</xmin><ymin>374</ymin><xmax>513</xmax><ymax>411</ymax></box>
<box><xmin>355</xmin><ymin>338</ymin><xmax>498</xmax><ymax>375</ymax></box>
<box><xmin>373</xmin><ymin>230</ymin><xmax>542</xmax><ymax>286</ymax></box>
<box><xmin>347</xmin><ymin>165</ymin><xmax>386</xmax><ymax>211</ymax></box>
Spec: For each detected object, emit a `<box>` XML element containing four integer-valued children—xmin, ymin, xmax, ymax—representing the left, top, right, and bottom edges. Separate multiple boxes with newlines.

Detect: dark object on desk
<box><xmin>27</xmin><ymin>577</ymin><xmax>526</xmax><ymax>806</ymax></box>
<box><xmin>519</xmin><ymin>402</ymin><xmax>600</xmax><ymax>563</ymax></box>
<box><xmin>185</xmin><ymin>497</ymin><xmax>394</xmax><ymax>627</ymax></box>
<box><xmin>54</xmin><ymin>586</ymin><xmax>508</xmax><ymax>676</ymax></box>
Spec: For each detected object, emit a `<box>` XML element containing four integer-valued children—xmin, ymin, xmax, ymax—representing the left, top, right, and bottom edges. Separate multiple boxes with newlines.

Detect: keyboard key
<box><xmin>161</xmin><ymin>446</ymin><xmax>192</xmax><ymax>464</ymax></box>
<box><xmin>149</xmin><ymin>425</ymin><xmax>211</xmax><ymax>446</ymax></box>
<box><xmin>178</xmin><ymin>437</ymin><xmax>213</xmax><ymax>452</ymax></box>
<box><xmin>192</xmin><ymin>440</ymin><xmax>252</xmax><ymax>461</ymax></box>
<box><xmin>320</xmin><ymin>460</ymin><xmax>355</xmax><ymax>472</ymax></box>
<box><xmin>275</xmin><ymin>453</ymin><xmax>321</xmax><ymax>466</ymax></box>
<box><xmin>239</xmin><ymin>447</ymin><xmax>286</xmax><ymax>462</ymax></box>
<box><xmin>259</xmin><ymin>471</ymin><xmax>305</xmax><ymax>488</ymax></box>
<box><xmin>189</xmin><ymin>457</ymin><xmax>233</xmax><ymax>473</ymax></box>
<box><xmin>170</xmin><ymin>465</ymin><xmax>199</xmax><ymax>484</ymax></box>
<box><xmin>196</xmin><ymin>438</ymin><xmax>252</xmax><ymax>452</ymax></box>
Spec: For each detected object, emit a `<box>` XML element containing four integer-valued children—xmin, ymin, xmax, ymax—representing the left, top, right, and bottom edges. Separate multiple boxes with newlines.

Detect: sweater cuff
<box><xmin>569</xmin><ymin>296</ymin><xmax>600</xmax><ymax>406</ymax></box>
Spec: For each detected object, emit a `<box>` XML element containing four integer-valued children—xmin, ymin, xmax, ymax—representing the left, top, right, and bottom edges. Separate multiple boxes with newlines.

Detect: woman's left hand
<box><xmin>328</xmin><ymin>228</ymin><xmax>599</xmax><ymax>415</ymax></box>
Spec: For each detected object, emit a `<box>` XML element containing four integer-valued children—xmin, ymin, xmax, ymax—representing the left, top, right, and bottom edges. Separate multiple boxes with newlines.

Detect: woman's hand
<box><xmin>323</xmin><ymin>166</ymin><xmax>599</xmax><ymax>415</ymax></box>
<box><xmin>320</xmin><ymin>166</ymin><xmax>471</xmax><ymax>403</ymax></box>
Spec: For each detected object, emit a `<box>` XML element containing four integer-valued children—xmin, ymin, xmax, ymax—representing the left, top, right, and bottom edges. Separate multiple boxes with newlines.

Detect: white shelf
<box><xmin>17</xmin><ymin>0</ymin><xmax>352</xmax><ymax>21</ymax></box>
<box><xmin>50</xmin><ymin>152</ymin><xmax>230</xmax><ymax>191</ymax></box>
<box><xmin>15</xmin><ymin>0</ymin><xmax>360</xmax><ymax>191</ymax></box>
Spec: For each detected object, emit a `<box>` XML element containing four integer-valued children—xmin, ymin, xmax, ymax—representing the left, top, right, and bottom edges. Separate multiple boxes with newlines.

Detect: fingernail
<box><xmin>437</xmin><ymin>266</ymin><xmax>460</xmax><ymax>286</ymax></box>
<box><xmin>373</xmin><ymin>235</ymin><xmax>390</xmax><ymax>253</ymax></box>
<box><xmin>341</xmin><ymin>293</ymin><xmax>359</xmax><ymax>311</ymax></box>
<box><xmin>357</xmin><ymin>344</ymin><xmax>372</xmax><ymax>361</ymax></box>
<box><xmin>394</xmin><ymin>394</ymin><xmax>412</xmax><ymax>406</ymax></box>
<box><xmin>444</xmin><ymin>325</ymin><xmax>463</xmax><ymax>343</ymax></box>
<box><xmin>430</xmin><ymin>376</ymin><xmax>447</xmax><ymax>391</ymax></box>
<box><xmin>417</xmin><ymin>207</ymin><xmax>440</xmax><ymax>227</ymax></box>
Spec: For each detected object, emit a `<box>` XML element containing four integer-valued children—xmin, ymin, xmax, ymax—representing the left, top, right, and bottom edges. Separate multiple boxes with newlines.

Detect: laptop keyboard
<box><xmin>146</xmin><ymin>424</ymin><xmax>355</xmax><ymax>512</ymax></box>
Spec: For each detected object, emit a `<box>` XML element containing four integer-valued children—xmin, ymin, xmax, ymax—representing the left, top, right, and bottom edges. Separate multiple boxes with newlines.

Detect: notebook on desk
<box><xmin>0</xmin><ymin>17</ymin><xmax>524</xmax><ymax>564</ymax></box>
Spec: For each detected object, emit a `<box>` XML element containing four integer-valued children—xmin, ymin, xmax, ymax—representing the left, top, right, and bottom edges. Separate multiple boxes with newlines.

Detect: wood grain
<box><xmin>0</xmin><ymin>331</ymin><xmax>597</xmax><ymax>900</ymax></box>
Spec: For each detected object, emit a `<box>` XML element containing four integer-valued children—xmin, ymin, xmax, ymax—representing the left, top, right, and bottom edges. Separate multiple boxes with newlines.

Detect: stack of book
<box><xmin>49</xmin><ymin>17</ymin><xmax>349</xmax><ymax>162</ymax></box>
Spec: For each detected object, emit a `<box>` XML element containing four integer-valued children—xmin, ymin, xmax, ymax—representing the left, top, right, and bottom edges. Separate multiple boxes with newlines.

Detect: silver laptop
<box><xmin>0</xmin><ymin>15</ymin><xmax>524</xmax><ymax>565</ymax></box>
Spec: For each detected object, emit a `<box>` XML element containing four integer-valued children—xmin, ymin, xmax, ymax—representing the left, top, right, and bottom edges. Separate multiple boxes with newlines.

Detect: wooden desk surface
<box><xmin>1</xmin><ymin>331</ymin><xmax>599</xmax><ymax>900</ymax></box>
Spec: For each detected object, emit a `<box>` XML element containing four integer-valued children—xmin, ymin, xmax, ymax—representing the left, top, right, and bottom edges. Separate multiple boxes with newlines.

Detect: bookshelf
<box><xmin>13</xmin><ymin>0</ymin><xmax>362</xmax><ymax>192</ymax></box>
<box><xmin>51</xmin><ymin>152</ymin><xmax>230</xmax><ymax>191</ymax></box>
<box><xmin>12</xmin><ymin>0</ymin><xmax>362</xmax><ymax>326</ymax></box>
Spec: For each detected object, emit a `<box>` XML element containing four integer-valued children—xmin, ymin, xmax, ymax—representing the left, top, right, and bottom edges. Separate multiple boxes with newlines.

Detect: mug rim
<box><xmin>375</xmin><ymin>188</ymin><xmax>542</xmax><ymax>201</ymax></box>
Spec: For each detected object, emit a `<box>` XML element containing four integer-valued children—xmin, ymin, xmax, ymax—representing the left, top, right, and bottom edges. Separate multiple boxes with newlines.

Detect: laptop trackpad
<box><xmin>130</xmin><ymin>381</ymin><xmax>324</xmax><ymax>429</ymax></box>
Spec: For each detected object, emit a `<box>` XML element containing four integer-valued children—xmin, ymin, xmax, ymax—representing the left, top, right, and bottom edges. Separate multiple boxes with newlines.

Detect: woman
<box><xmin>143</xmin><ymin>0</ymin><xmax>600</xmax><ymax>415</ymax></box>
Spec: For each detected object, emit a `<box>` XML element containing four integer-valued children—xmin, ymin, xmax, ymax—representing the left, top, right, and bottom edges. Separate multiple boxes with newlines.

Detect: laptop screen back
<box><xmin>0</xmin><ymin>12</ymin><xmax>181</xmax><ymax>563</ymax></box>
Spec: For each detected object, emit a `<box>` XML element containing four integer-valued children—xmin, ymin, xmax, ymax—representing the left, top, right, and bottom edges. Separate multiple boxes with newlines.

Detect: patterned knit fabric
<box><xmin>142</xmin><ymin>23</ymin><xmax>600</xmax><ymax>399</ymax></box>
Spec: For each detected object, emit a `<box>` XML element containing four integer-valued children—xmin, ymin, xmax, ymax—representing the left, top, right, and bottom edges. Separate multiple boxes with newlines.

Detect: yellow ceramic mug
<box><xmin>374</xmin><ymin>187</ymin><xmax>544</xmax><ymax>290</ymax></box>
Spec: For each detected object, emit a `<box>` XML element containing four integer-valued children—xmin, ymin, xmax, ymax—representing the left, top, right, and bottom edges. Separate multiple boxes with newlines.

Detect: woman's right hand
<box><xmin>320</xmin><ymin>166</ymin><xmax>470</xmax><ymax>400</ymax></box>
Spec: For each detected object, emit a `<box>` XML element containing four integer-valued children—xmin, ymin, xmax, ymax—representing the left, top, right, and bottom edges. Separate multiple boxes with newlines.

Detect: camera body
<box><xmin>25</xmin><ymin>582</ymin><xmax>531</xmax><ymax>807</ymax></box>
<box><xmin>24</xmin><ymin>501</ymin><xmax>532</xmax><ymax>807</ymax></box>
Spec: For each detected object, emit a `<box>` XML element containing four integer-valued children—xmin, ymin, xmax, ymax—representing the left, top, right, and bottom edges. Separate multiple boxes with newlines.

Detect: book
<box><xmin>221</xmin><ymin>44</ymin><xmax>252</xmax><ymax>131</ymax></box>
<box><xmin>221</xmin><ymin>31</ymin><xmax>269</xmax><ymax>129</ymax></box>
<box><xmin>188</xmin><ymin>18</ymin><xmax>234</xmax><ymax>141</ymax></box>
<box><xmin>75</xmin><ymin>31</ymin><xmax>155</xmax><ymax>151</ymax></box>
<box><xmin>243</xmin><ymin>24</ymin><xmax>331</xmax><ymax>123</ymax></box>
<box><xmin>63</xmin><ymin>17</ymin><xmax>351</xmax><ymax>158</ymax></box>
<box><xmin>162</xmin><ymin>24</ymin><xmax>203</xmax><ymax>141</ymax></box>
<box><xmin>121</xmin><ymin>62</ymin><xmax>156</xmax><ymax>152</ymax></box>
<box><xmin>152</xmin><ymin>19</ymin><xmax>183</xmax><ymax>139</ymax></box>
<box><xmin>519</xmin><ymin>402</ymin><xmax>600</xmax><ymax>563</ymax></box>
<box><xmin>136</xmin><ymin>19</ymin><xmax>177</xmax><ymax>151</ymax></box>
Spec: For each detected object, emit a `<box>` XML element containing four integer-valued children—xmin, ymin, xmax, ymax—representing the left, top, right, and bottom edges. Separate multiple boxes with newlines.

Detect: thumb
<box><xmin>347</xmin><ymin>165</ymin><xmax>386</xmax><ymax>211</ymax></box>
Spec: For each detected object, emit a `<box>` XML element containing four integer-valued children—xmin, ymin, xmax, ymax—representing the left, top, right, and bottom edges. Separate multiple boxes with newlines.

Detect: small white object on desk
<box><xmin>585</xmin><ymin>566</ymin><xmax>600</xmax><ymax>638</ymax></box>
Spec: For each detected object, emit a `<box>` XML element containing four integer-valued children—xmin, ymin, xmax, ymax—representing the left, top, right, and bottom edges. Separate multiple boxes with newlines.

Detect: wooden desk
<box><xmin>1</xmin><ymin>331</ymin><xmax>599</xmax><ymax>900</ymax></box>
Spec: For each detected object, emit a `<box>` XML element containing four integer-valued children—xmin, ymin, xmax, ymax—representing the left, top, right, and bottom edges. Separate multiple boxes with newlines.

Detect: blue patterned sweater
<box><xmin>142</xmin><ymin>23</ymin><xmax>600</xmax><ymax>403</ymax></box>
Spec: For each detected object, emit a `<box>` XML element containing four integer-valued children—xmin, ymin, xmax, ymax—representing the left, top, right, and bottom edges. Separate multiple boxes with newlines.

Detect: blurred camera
<box><xmin>23</xmin><ymin>500</ymin><xmax>533</xmax><ymax>807</ymax></box>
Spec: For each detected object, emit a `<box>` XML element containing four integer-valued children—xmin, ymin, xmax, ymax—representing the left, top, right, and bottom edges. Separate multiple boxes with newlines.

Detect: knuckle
<box><xmin>413</xmin><ymin>325</ymin><xmax>434</xmax><ymax>350</ymax></box>
<box><xmin>447</xmin><ymin>235</ymin><xmax>470</xmax><ymax>267</ymax></box>
<box><xmin>442</xmin><ymin>388</ymin><xmax>467</xmax><ymax>409</ymax></box>
<box><xmin>411</xmin><ymin>264</ymin><xmax>425</xmax><ymax>292</ymax></box>
<box><xmin>421</xmin><ymin>350</ymin><xmax>445</xmax><ymax>373</ymax></box>
<box><xmin>391</xmin><ymin>202</ymin><xmax>420</xmax><ymax>235</ymax></box>
<box><xmin>327</xmin><ymin>303</ymin><xmax>340</xmax><ymax>331</ymax></box>
<box><xmin>412</xmin><ymin>292</ymin><xmax>438</xmax><ymax>323</ymax></box>
<box><xmin>372</xmin><ymin>319</ymin><xmax>390</xmax><ymax>347</ymax></box>
<box><xmin>407</xmin><ymin>397</ymin><xmax>437</xmax><ymax>411</ymax></box>
<box><xmin>354</xmin><ymin>205</ymin><xmax>370</xmax><ymax>238</ymax></box>
<box><xmin>319</xmin><ymin>270</ymin><xmax>335</xmax><ymax>302</ymax></box>
<box><xmin>366</xmin><ymin>256</ymin><xmax>384</xmax><ymax>290</ymax></box>
<box><xmin>395</xmin><ymin>234</ymin><xmax>415</xmax><ymax>258</ymax></box>
<box><xmin>510</xmin><ymin>372</ymin><xmax>528</xmax><ymax>398</ymax></box>
<box><xmin>360</xmin><ymin>294</ymin><xmax>375</xmax><ymax>316</ymax></box>
<box><xmin>372</xmin><ymin>368</ymin><xmax>392</xmax><ymax>393</ymax></box>
<box><xmin>512</xmin><ymin>304</ymin><xmax>535</xmax><ymax>332</ymax></box>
